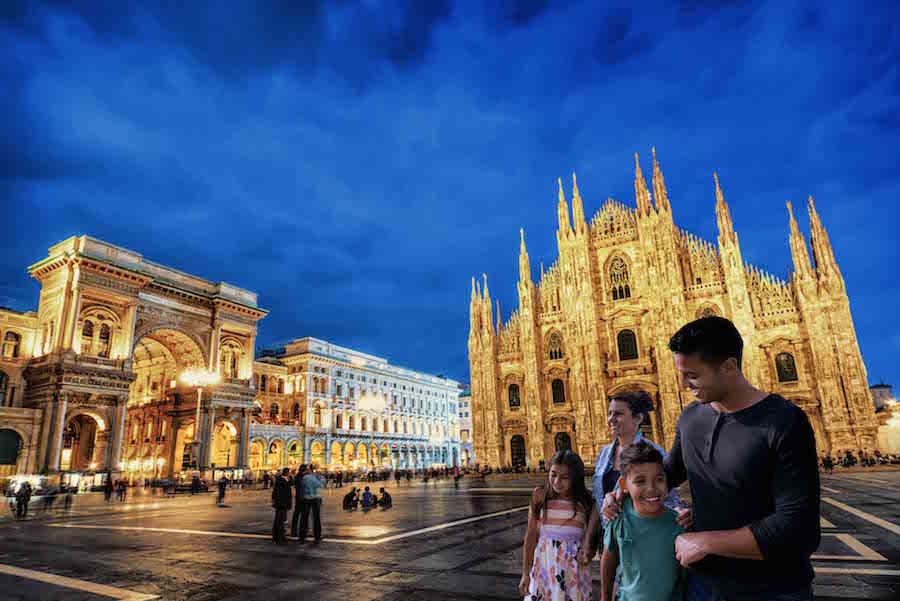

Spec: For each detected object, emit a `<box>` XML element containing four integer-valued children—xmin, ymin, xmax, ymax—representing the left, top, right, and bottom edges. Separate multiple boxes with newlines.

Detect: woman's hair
<box><xmin>534</xmin><ymin>450</ymin><xmax>593</xmax><ymax>520</ymax></box>
<box><xmin>610</xmin><ymin>390</ymin><xmax>654</xmax><ymax>426</ymax></box>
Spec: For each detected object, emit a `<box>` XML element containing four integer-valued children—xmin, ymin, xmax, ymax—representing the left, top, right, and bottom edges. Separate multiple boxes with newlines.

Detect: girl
<box><xmin>520</xmin><ymin>450</ymin><xmax>594</xmax><ymax>601</ymax></box>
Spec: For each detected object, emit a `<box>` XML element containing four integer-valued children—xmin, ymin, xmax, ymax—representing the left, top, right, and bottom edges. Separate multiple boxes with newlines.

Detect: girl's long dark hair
<box><xmin>534</xmin><ymin>450</ymin><xmax>593</xmax><ymax>520</ymax></box>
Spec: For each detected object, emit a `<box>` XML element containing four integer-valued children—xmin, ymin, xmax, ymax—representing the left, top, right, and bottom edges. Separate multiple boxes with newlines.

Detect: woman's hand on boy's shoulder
<box><xmin>601</xmin><ymin>488</ymin><xmax>627</xmax><ymax>522</ymax></box>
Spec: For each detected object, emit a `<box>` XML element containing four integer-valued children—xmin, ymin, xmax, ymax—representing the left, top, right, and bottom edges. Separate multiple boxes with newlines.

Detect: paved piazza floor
<box><xmin>1</xmin><ymin>471</ymin><xmax>899</xmax><ymax>600</ymax></box>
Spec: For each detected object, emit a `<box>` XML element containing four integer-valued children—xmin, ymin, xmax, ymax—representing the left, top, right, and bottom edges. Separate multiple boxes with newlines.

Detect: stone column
<box><xmin>209</xmin><ymin>317</ymin><xmax>222</xmax><ymax>373</ymax></box>
<box><xmin>122</xmin><ymin>301</ymin><xmax>138</xmax><ymax>360</ymax></box>
<box><xmin>62</xmin><ymin>264</ymin><xmax>82</xmax><ymax>351</ymax></box>
<box><xmin>47</xmin><ymin>394</ymin><xmax>69</xmax><ymax>472</ymax></box>
<box><xmin>240</xmin><ymin>408</ymin><xmax>250</xmax><ymax>468</ymax></box>
<box><xmin>108</xmin><ymin>401</ymin><xmax>127</xmax><ymax>472</ymax></box>
<box><xmin>244</xmin><ymin>333</ymin><xmax>256</xmax><ymax>379</ymax></box>
<box><xmin>202</xmin><ymin>404</ymin><xmax>216</xmax><ymax>468</ymax></box>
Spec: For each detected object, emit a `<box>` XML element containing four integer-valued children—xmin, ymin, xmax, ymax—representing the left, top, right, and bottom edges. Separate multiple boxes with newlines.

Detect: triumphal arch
<box><xmin>13</xmin><ymin>235</ymin><xmax>266</xmax><ymax>479</ymax></box>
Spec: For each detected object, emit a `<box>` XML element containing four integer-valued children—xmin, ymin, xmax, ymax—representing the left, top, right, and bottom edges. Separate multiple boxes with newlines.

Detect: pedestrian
<box><xmin>271</xmin><ymin>467</ymin><xmax>292</xmax><ymax>544</ymax></box>
<box><xmin>600</xmin><ymin>316</ymin><xmax>820</xmax><ymax>600</ymax></box>
<box><xmin>342</xmin><ymin>486</ymin><xmax>358</xmax><ymax>510</ymax></box>
<box><xmin>599</xmin><ymin>441</ymin><xmax>686</xmax><ymax>601</ymax></box>
<box><xmin>290</xmin><ymin>464</ymin><xmax>308</xmax><ymax>537</ymax></box>
<box><xmin>263</xmin><ymin>472</ymin><xmax>271</xmax><ymax>489</ymax></box>
<box><xmin>298</xmin><ymin>464</ymin><xmax>324</xmax><ymax>544</ymax></box>
<box><xmin>103</xmin><ymin>475</ymin><xmax>113</xmax><ymax>502</ymax></box>
<box><xmin>15</xmin><ymin>481</ymin><xmax>32</xmax><ymax>519</ymax></box>
<box><xmin>216</xmin><ymin>474</ymin><xmax>228</xmax><ymax>506</ymax></box>
<box><xmin>378</xmin><ymin>487</ymin><xmax>392</xmax><ymax>508</ymax></box>
<box><xmin>361</xmin><ymin>486</ymin><xmax>374</xmax><ymax>508</ymax></box>
<box><xmin>519</xmin><ymin>450</ymin><xmax>593</xmax><ymax>600</ymax></box>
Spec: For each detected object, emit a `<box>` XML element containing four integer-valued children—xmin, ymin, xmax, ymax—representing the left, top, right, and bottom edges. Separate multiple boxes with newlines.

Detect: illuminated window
<box><xmin>609</xmin><ymin>257</ymin><xmax>631</xmax><ymax>300</ymax></box>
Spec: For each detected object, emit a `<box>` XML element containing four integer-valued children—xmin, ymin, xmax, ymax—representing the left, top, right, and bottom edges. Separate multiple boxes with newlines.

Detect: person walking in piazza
<box><xmin>600</xmin><ymin>317</ymin><xmax>821</xmax><ymax>601</ymax></box>
<box><xmin>271</xmin><ymin>468</ymin><xmax>292</xmax><ymax>544</ymax></box>
<box><xmin>578</xmin><ymin>390</ymin><xmax>691</xmax><ymax>564</ymax></box>
<box><xmin>15</xmin><ymin>481</ymin><xmax>32</xmax><ymax>519</ymax></box>
<box><xmin>103</xmin><ymin>474</ymin><xmax>113</xmax><ymax>502</ymax></box>
<box><xmin>216</xmin><ymin>474</ymin><xmax>228</xmax><ymax>506</ymax></box>
<box><xmin>290</xmin><ymin>464</ymin><xmax>308</xmax><ymax>537</ymax></box>
<box><xmin>519</xmin><ymin>450</ymin><xmax>594</xmax><ymax>601</ymax></box>
<box><xmin>298</xmin><ymin>464</ymin><xmax>324</xmax><ymax>544</ymax></box>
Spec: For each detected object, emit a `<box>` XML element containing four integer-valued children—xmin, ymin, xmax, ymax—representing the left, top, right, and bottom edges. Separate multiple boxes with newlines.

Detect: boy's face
<box><xmin>619</xmin><ymin>462</ymin><xmax>666</xmax><ymax>515</ymax></box>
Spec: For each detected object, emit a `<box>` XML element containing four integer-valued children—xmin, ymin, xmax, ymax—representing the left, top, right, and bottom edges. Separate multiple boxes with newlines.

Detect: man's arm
<box><xmin>747</xmin><ymin>409</ymin><xmax>821</xmax><ymax>560</ymax></box>
<box><xmin>599</xmin><ymin>547</ymin><xmax>618</xmax><ymax>601</ymax></box>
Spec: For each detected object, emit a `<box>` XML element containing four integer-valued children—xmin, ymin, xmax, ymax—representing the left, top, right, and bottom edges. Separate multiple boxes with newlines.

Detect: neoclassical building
<box><xmin>468</xmin><ymin>150</ymin><xmax>878</xmax><ymax>468</ymax></box>
<box><xmin>246</xmin><ymin>338</ymin><xmax>461</xmax><ymax>473</ymax></box>
<box><xmin>0</xmin><ymin>236</ymin><xmax>462</xmax><ymax>482</ymax></box>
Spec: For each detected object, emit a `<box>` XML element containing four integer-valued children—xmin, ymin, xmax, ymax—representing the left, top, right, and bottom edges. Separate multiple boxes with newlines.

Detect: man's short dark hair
<box><xmin>668</xmin><ymin>316</ymin><xmax>743</xmax><ymax>367</ymax></box>
<box><xmin>619</xmin><ymin>440</ymin><xmax>664</xmax><ymax>476</ymax></box>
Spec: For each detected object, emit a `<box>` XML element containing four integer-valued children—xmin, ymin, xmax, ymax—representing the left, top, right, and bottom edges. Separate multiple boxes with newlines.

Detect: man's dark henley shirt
<box><xmin>665</xmin><ymin>394</ymin><xmax>821</xmax><ymax>600</ymax></box>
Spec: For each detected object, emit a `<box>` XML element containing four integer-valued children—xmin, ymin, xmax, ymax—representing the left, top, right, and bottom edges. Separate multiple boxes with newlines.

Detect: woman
<box><xmin>577</xmin><ymin>390</ymin><xmax>689</xmax><ymax>563</ymax></box>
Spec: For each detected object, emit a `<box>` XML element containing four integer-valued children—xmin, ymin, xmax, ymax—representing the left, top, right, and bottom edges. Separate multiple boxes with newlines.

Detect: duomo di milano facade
<box><xmin>468</xmin><ymin>150</ymin><xmax>879</xmax><ymax>468</ymax></box>
<box><xmin>0</xmin><ymin>236</ymin><xmax>460</xmax><ymax>483</ymax></box>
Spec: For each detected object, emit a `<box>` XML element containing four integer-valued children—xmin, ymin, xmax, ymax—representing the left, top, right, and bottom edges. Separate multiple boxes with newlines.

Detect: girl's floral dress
<box><xmin>526</xmin><ymin>499</ymin><xmax>592</xmax><ymax>601</ymax></box>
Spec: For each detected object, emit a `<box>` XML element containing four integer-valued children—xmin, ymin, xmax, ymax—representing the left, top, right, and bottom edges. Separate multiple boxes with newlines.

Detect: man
<box><xmin>271</xmin><ymin>467</ymin><xmax>292</xmax><ymax>544</ymax></box>
<box><xmin>290</xmin><ymin>465</ymin><xmax>308</xmax><ymax>537</ymax></box>
<box><xmin>15</xmin><ymin>481</ymin><xmax>32</xmax><ymax>519</ymax></box>
<box><xmin>378</xmin><ymin>487</ymin><xmax>392</xmax><ymax>508</ymax></box>
<box><xmin>216</xmin><ymin>475</ymin><xmax>228</xmax><ymax>506</ymax></box>
<box><xmin>601</xmin><ymin>317</ymin><xmax>820</xmax><ymax>600</ymax></box>
<box><xmin>342</xmin><ymin>486</ymin><xmax>358</xmax><ymax>510</ymax></box>
<box><xmin>298</xmin><ymin>464</ymin><xmax>324</xmax><ymax>544</ymax></box>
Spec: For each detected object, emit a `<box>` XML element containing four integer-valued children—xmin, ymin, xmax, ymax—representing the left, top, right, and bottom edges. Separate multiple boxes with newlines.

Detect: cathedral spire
<box><xmin>481</xmin><ymin>273</ymin><xmax>494</xmax><ymax>336</ymax></box>
<box><xmin>496</xmin><ymin>299</ymin><xmax>501</xmax><ymax>336</ymax></box>
<box><xmin>557</xmin><ymin>177</ymin><xmax>571</xmax><ymax>234</ymax></box>
<box><xmin>651</xmin><ymin>147</ymin><xmax>670</xmax><ymax>213</ymax></box>
<box><xmin>714</xmin><ymin>173</ymin><xmax>736</xmax><ymax>244</ymax></box>
<box><xmin>786</xmin><ymin>201</ymin><xmax>814</xmax><ymax>281</ymax></box>
<box><xmin>807</xmin><ymin>196</ymin><xmax>841</xmax><ymax>282</ymax></box>
<box><xmin>634</xmin><ymin>153</ymin><xmax>653</xmax><ymax>216</ymax></box>
<box><xmin>571</xmin><ymin>173</ymin><xmax>586</xmax><ymax>235</ymax></box>
<box><xmin>519</xmin><ymin>228</ymin><xmax>532</xmax><ymax>284</ymax></box>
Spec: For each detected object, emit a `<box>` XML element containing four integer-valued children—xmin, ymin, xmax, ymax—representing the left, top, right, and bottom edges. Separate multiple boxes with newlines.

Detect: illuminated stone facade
<box><xmin>468</xmin><ymin>151</ymin><xmax>879</xmax><ymax>468</ymax></box>
<box><xmin>247</xmin><ymin>338</ymin><xmax>460</xmax><ymax>472</ymax></box>
<box><xmin>0</xmin><ymin>235</ymin><xmax>266</xmax><ymax>481</ymax></box>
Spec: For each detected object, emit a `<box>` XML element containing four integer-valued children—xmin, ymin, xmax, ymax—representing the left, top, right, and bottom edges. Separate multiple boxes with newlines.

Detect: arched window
<box><xmin>81</xmin><ymin>321</ymin><xmax>94</xmax><ymax>354</ymax></box>
<box><xmin>98</xmin><ymin>324</ymin><xmax>111</xmax><ymax>358</ymax></box>
<box><xmin>609</xmin><ymin>257</ymin><xmax>631</xmax><ymax>300</ymax></box>
<box><xmin>393</xmin><ymin>420</ymin><xmax>398</xmax><ymax>433</ymax></box>
<box><xmin>508</xmin><ymin>384</ymin><xmax>521</xmax><ymax>408</ymax></box>
<box><xmin>1</xmin><ymin>332</ymin><xmax>19</xmax><ymax>359</ymax></box>
<box><xmin>277</xmin><ymin>379</ymin><xmax>284</xmax><ymax>394</ymax></box>
<box><xmin>552</xmin><ymin>379</ymin><xmax>566</xmax><ymax>404</ymax></box>
<box><xmin>554</xmin><ymin>432</ymin><xmax>572</xmax><ymax>452</ymax></box>
<box><xmin>314</xmin><ymin>405</ymin><xmax>322</xmax><ymax>427</ymax></box>
<box><xmin>617</xmin><ymin>330</ymin><xmax>638</xmax><ymax>361</ymax></box>
<box><xmin>361</xmin><ymin>416</ymin><xmax>368</xmax><ymax>431</ymax></box>
<box><xmin>291</xmin><ymin>403</ymin><xmax>300</xmax><ymax>420</ymax></box>
<box><xmin>510</xmin><ymin>435</ymin><xmax>526</xmax><ymax>468</ymax></box>
<box><xmin>776</xmin><ymin>352</ymin><xmax>799</xmax><ymax>383</ymax></box>
<box><xmin>548</xmin><ymin>332</ymin><xmax>564</xmax><ymax>360</ymax></box>
<box><xmin>698</xmin><ymin>306</ymin><xmax>719</xmax><ymax>319</ymax></box>
<box><xmin>374</xmin><ymin>418</ymin><xmax>380</xmax><ymax>432</ymax></box>
<box><xmin>336</xmin><ymin>413</ymin><xmax>343</xmax><ymax>429</ymax></box>
<box><xmin>269</xmin><ymin>403</ymin><xmax>280</xmax><ymax>419</ymax></box>
<box><xmin>349</xmin><ymin>415</ymin><xmax>356</xmax><ymax>430</ymax></box>
<box><xmin>0</xmin><ymin>371</ymin><xmax>8</xmax><ymax>407</ymax></box>
<box><xmin>229</xmin><ymin>353</ymin><xmax>239</xmax><ymax>378</ymax></box>
<box><xmin>384</xmin><ymin>418</ymin><xmax>389</xmax><ymax>432</ymax></box>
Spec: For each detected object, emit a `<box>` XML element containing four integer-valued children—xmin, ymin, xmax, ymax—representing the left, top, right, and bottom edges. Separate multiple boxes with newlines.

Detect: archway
<box><xmin>287</xmin><ymin>440</ymin><xmax>303</xmax><ymax>468</ymax></box>
<box><xmin>510</xmin><ymin>435</ymin><xmax>526</xmax><ymax>468</ymax></box>
<box><xmin>370</xmin><ymin>443</ymin><xmax>379</xmax><ymax>466</ymax></box>
<box><xmin>344</xmin><ymin>442</ymin><xmax>356</xmax><ymax>465</ymax></box>
<box><xmin>310</xmin><ymin>440</ymin><xmax>325</xmax><ymax>467</ymax></box>
<box><xmin>129</xmin><ymin>328</ymin><xmax>206</xmax><ymax>407</ymax></box>
<box><xmin>211</xmin><ymin>421</ymin><xmax>238</xmax><ymax>468</ymax></box>
<box><xmin>173</xmin><ymin>423</ymin><xmax>196</xmax><ymax>472</ymax></box>
<box><xmin>266</xmin><ymin>440</ymin><xmax>284</xmax><ymax>469</ymax></box>
<box><xmin>357</xmin><ymin>442</ymin><xmax>368</xmax><ymax>465</ymax></box>
<box><xmin>330</xmin><ymin>441</ymin><xmax>343</xmax><ymax>467</ymax></box>
<box><xmin>248</xmin><ymin>439</ymin><xmax>264</xmax><ymax>471</ymax></box>
<box><xmin>380</xmin><ymin>443</ymin><xmax>390</xmax><ymax>465</ymax></box>
<box><xmin>554</xmin><ymin>432</ymin><xmax>572</xmax><ymax>453</ymax></box>
<box><xmin>0</xmin><ymin>428</ymin><xmax>23</xmax><ymax>477</ymax></box>
<box><xmin>61</xmin><ymin>413</ymin><xmax>103</xmax><ymax>472</ymax></box>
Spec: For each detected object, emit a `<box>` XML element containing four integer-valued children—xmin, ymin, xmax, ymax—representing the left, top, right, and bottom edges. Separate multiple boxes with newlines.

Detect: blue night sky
<box><xmin>2</xmin><ymin>2</ymin><xmax>899</xmax><ymax>387</ymax></box>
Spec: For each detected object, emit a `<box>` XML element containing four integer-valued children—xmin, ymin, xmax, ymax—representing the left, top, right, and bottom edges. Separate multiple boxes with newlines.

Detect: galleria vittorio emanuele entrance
<box><xmin>2</xmin><ymin>235</ymin><xmax>267</xmax><ymax>480</ymax></box>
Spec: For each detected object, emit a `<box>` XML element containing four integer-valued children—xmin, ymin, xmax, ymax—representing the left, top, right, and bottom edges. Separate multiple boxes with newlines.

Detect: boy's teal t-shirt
<box><xmin>602</xmin><ymin>497</ymin><xmax>685</xmax><ymax>601</ymax></box>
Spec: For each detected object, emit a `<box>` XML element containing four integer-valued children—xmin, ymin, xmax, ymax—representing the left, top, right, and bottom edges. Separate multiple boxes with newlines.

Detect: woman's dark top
<box><xmin>602</xmin><ymin>468</ymin><xmax>621</xmax><ymax>497</ymax></box>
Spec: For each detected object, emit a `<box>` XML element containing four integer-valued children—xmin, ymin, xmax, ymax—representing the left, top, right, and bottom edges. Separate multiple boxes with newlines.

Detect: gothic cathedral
<box><xmin>468</xmin><ymin>149</ymin><xmax>878</xmax><ymax>468</ymax></box>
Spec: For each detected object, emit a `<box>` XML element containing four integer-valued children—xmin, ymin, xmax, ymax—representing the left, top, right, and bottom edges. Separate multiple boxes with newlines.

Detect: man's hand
<box><xmin>674</xmin><ymin>506</ymin><xmax>693</xmax><ymax>530</ymax></box>
<box><xmin>518</xmin><ymin>573</ymin><xmax>531</xmax><ymax>597</ymax></box>
<box><xmin>675</xmin><ymin>532</ymin><xmax>709</xmax><ymax>567</ymax></box>
<box><xmin>601</xmin><ymin>488</ymin><xmax>627</xmax><ymax>522</ymax></box>
<box><xmin>576</xmin><ymin>547</ymin><xmax>594</xmax><ymax>566</ymax></box>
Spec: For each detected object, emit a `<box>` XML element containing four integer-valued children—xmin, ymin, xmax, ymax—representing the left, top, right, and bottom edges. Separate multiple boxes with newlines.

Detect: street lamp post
<box><xmin>179</xmin><ymin>367</ymin><xmax>221</xmax><ymax>472</ymax></box>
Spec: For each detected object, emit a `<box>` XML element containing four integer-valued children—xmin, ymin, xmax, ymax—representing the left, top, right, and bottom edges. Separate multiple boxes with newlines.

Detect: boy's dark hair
<box><xmin>364</xmin><ymin>486</ymin><xmax>370</xmax><ymax>491</ymax></box>
<box><xmin>619</xmin><ymin>440</ymin><xmax>664</xmax><ymax>477</ymax></box>
<box><xmin>668</xmin><ymin>316</ymin><xmax>743</xmax><ymax>367</ymax></box>
<box><xmin>609</xmin><ymin>391</ymin><xmax>653</xmax><ymax>425</ymax></box>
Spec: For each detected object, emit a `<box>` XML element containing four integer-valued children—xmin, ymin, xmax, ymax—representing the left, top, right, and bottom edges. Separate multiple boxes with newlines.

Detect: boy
<box><xmin>602</xmin><ymin>441</ymin><xmax>684</xmax><ymax>601</ymax></box>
